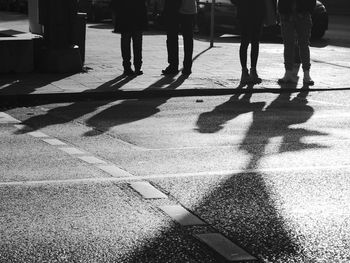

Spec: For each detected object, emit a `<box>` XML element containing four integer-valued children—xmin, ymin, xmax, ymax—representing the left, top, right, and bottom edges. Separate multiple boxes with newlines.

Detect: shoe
<box><xmin>303</xmin><ymin>70</ymin><xmax>314</xmax><ymax>85</ymax></box>
<box><xmin>135</xmin><ymin>70</ymin><xmax>143</xmax><ymax>75</ymax></box>
<box><xmin>123</xmin><ymin>68</ymin><xmax>134</xmax><ymax>76</ymax></box>
<box><xmin>182</xmin><ymin>68</ymin><xmax>192</xmax><ymax>76</ymax></box>
<box><xmin>249</xmin><ymin>68</ymin><xmax>262</xmax><ymax>84</ymax></box>
<box><xmin>240</xmin><ymin>68</ymin><xmax>250</xmax><ymax>85</ymax></box>
<box><xmin>278</xmin><ymin>70</ymin><xmax>298</xmax><ymax>84</ymax></box>
<box><xmin>162</xmin><ymin>66</ymin><xmax>179</xmax><ymax>75</ymax></box>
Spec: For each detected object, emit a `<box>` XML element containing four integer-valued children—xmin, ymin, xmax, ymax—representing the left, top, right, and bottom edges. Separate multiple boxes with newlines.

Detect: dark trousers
<box><xmin>280</xmin><ymin>14</ymin><xmax>312</xmax><ymax>71</ymax></box>
<box><xmin>165</xmin><ymin>14</ymin><xmax>194</xmax><ymax>70</ymax></box>
<box><xmin>121</xmin><ymin>30</ymin><xmax>143</xmax><ymax>70</ymax></box>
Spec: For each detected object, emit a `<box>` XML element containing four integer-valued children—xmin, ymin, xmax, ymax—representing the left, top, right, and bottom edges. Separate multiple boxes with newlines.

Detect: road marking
<box><xmin>129</xmin><ymin>182</ymin><xmax>168</xmax><ymax>199</ymax></box>
<box><xmin>2</xmin><ymin>163</ymin><xmax>350</xmax><ymax>187</ymax></box>
<box><xmin>97</xmin><ymin>164</ymin><xmax>133</xmax><ymax>177</ymax></box>
<box><xmin>159</xmin><ymin>205</ymin><xmax>206</xmax><ymax>226</ymax></box>
<box><xmin>14</xmin><ymin>124</ymin><xmax>30</xmax><ymax>130</ymax></box>
<box><xmin>321</xmin><ymin>128</ymin><xmax>350</xmax><ymax>140</ymax></box>
<box><xmin>0</xmin><ymin>112</ymin><xmax>21</xmax><ymax>123</ymax></box>
<box><xmin>308</xmin><ymin>99</ymin><xmax>346</xmax><ymax>107</ymax></box>
<box><xmin>41</xmin><ymin>138</ymin><xmax>67</xmax><ymax>146</ymax></box>
<box><xmin>195</xmin><ymin>233</ymin><xmax>257</xmax><ymax>261</ymax></box>
<box><xmin>77</xmin><ymin>156</ymin><xmax>107</xmax><ymax>164</ymax></box>
<box><xmin>28</xmin><ymin>131</ymin><xmax>49</xmax><ymax>138</ymax></box>
<box><xmin>10</xmin><ymin>118</ymin><xmax>132</xmax><ymax>180</ymax></box>
<box><xmin>58</xmin><ymin>147</ymin><xmax>86</xmax><ymax>155</ymax></box>
<box><xmin>144</xmin><ymin>164</ymin><xmax>350</xmax><ymax>180</ymax></box>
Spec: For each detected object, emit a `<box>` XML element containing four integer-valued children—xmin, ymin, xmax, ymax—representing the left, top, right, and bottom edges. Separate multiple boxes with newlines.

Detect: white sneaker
<box><xmin>278</xmin><ymin>70</ymin><xmax>298</xmax><ymax>84</ymax></box>
<box><xmin>303</xmin><ymin>70</ymin><xmax>314</xmax><ymax>85</ymax></box>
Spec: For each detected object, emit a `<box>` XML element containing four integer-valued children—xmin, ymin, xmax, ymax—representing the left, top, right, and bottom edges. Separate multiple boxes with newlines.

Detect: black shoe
<box><xmin>135</xmin><ymin>70</ymin><xmax>143</xmax><ymax>75</ymax></box>
<box><xmin>182</xmin><ymin>68</ymin><xmax>192</xmax><ymax>76</ymax></box>
<box><xmin>162</xmin><ymin>66</ymin><xmax>179</xmax><ymax>75</ymax></box>
<box><xmin>123</xmin><ymin>69</ymin><xmax>134</xmax><ymax>76</ymax></box>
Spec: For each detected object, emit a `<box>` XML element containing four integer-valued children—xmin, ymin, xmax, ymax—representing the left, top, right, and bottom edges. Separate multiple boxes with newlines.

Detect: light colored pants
<box><xmin>280</xmin><ymin>13</ymin><xmax>312</xmax><ymax>71</ymax></box>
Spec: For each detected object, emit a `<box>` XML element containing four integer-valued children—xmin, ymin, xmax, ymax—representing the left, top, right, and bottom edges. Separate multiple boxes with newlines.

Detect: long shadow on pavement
<box><xmin>83</xmin><ymin>74</ymin><xmax>188</xmax><ymax>136</ymax></box>
<box><xmin>14</xmin><ymin>74</ymin><xmax>136</xmax><ymax>134</ymax></box>
<box><xmin>121</xmin><ymin>83</ymin><xmax>330</xmax><ymax>262</ymax></box>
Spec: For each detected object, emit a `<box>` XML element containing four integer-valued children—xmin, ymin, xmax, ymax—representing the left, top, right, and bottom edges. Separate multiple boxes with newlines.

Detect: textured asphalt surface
<box><xmin>1</xmin><ymin>11</ymin><xmax>350</xmax><ymax>263</ymax></box>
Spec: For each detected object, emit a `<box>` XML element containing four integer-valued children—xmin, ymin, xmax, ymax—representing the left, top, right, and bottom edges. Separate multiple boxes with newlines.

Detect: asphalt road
<box><xmin>2</xmin><ymin>89</ymin><xmax>350</xmax><ymax>262</ymax></box>
<box><xmin>1</xmin><ymin>11</ymin><xmax>350</xmax><ymax>263</ymax></box>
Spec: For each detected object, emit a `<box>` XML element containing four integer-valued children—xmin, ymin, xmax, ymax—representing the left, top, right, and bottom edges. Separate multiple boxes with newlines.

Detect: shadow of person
<box><xmin>196</xmin><ymin>84</ymin><xmax>329</xmax><ymax>261</ymax></box>
<box><xmin>240</xmin><ymin>83</ymin><xmax>328</xmax><ymax>161</ymax></box>
<box><xmin>83</xmin><ymin>74</ymin><xmax>188</xmax><ymax>136</ymax></box>
<box><xmin>196</xmin><ymin>83</ymin><xmax>264</xmax><ymax>133</ymax></box>
<box><xmin>122</xmin><ymin>86</ymin><xmax>330</xmax><ymax>262</ymax></box>
<box><xmin>14</xmin><ymin>74</ymin><xmax>136</xmax><ymax>135</ymax></box>
<box><xmin>0</xmin><ymin>73</ymin><xmax>73</xmax><ymax>101</ymax></box>
<box><xmin>94</xmin><ymin>74</ymin><xmax>138</xmax><ymax>91</ymax></box>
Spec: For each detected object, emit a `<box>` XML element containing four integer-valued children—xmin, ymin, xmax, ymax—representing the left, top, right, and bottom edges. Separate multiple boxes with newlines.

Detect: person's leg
<box><xmin>239</xmin><ymin>21</ymin><xmax>250</xmax><ymax>84</ymax></box>
<box><xmin>249</xmin><ymin>19</ymin><xmax>263</xmax><ymax>83</ymax></box>
<box><xmin>121</xmin><ymin>32</ymin><xmax>133</xmax><ymax>75</ymax></box>
<box><xmin>180</xmin><ymin>14</ymin><xmax>194</xmax><ymax>75</ymax></box>
<box><xmin>163</xmin><ymin>16</ymin><xmax>180</xmax><ymax>74</ymax></box>
<box><xmin>239</xmin><ymin>37</ymin><xmax>249</xmax><ymax>70</ymax></box>
<box><xmin>295</xmin><ymin>14</ymin><xmax>314</xmax><ymax>85</ymax></box>
<box><xmin>132</xmin><ymin>30</ymin><xmax>143</xmax><ymax>75</ymax></box>
<box><xmin>293</xmin><ymin>38</ymin><xmax>302</xmax><ymax>76</ymax></box>
<box><xmin>278</xmin><ymin>15</ymin><xmax>298</xmax><ymax>83</ymax></box>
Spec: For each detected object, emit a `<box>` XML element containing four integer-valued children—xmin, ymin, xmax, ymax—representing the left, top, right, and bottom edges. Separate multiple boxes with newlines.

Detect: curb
<box><xmin>2</xmin><ymin>87</ymin><xmax>350</xmax><ymax>108</ymax></box>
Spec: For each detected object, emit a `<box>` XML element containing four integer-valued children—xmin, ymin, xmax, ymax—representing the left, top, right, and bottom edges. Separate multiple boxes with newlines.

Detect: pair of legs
<box><xmin>164</xmin><ymin>14</ymin><xmax>195</xmax><ymax>75</ymax></box>
<box><xmin>121</xmin><ymin>30</ymin><xmax>143</xmax><ymax>75</ymax></box>
<box><xmin>239</xmin><ymin>17</ymin><xmax>263</xmax><ymax>84</ymax></box>
<box><xmin>279</xmin><ymin>14</ymin><xmax>314</xmax><ymax>85</ymax></box>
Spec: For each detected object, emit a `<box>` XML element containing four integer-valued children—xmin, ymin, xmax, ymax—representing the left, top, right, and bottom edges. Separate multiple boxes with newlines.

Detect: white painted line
<box><xmin>195</xmin><ymin>233</ymin><xmax>257</xmax><ymax>261</ymax></box>
<box><xmin>77</xmin><ymin>156</ymin><xmax>107</xmax><ymax>164</ymax></box>
<box><xmin>14</xmin><ymin>124</ymin><xmax>29</xmax><ymax>130</ymax></box>
<box><xmin>0</xmin><ymin>112</ymin><xmax>21</xmax><ymax>124</ymax></box>
<box><xmin>42</xmin><ymin>138</ymin><xmax>67</xmax><ymax>146</ymax></box>
<box><xmin>307</xmin><ymin>99</ymin><xmax>346</xmax><ymax>107</ymax></box>
<box><xmin>58</xmin><ymin>147</ymin><xmax>86</xmax><ymax>155</ymax></box>
<box><xmin>28</xmin><ymin>131</ymin><xmax>49</xmax><ymax>138</ymax></box>
<box><xmin>0</xmin><ymin>177</ymin><xmax>121</xmax><ymax>187</ymax></box>
<box><xmin>2</xmin><ymin>163</ymin><xmax>350</xmax><ymax>187</ymax></box>
<box><xmin>159</xmin><ymin>205</ymin><xmax>206</xmax><ymax>226</ymax></box>
<box><xmin>141</xmin><ymin>164</ymin><xmax>350</xmax><ymax>180</ymax></box>
<box><xmin>129</xmin><ymin>182</ymin><xmax>168</xmax><ymax>199</ymax></box>
<box><xmin>321</xmin><ymin>128</ymin><xmax>350</xmax><ymax>140</ymax></box>
<box><xmin>97</xmin><ymin>164</ymin><xmax>133</xmax><ymax>177</ymax></box>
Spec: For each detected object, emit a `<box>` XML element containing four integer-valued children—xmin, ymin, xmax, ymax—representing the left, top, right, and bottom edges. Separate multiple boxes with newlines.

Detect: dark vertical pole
<box><xmin>210</xmin><ymin>0</ymin><xmax>215</xmax><ymax>47</ymax></box>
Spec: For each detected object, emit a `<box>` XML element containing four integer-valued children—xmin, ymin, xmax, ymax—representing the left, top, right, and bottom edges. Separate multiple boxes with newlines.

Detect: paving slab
<box><xmin>159</xmin><ymin>205</ymin><xmax>206</xmax><ymax>226</ymax></box>
<box><xmin>130</xmin><ymin>181</ymin><xmax>168</xmax><ymax>199</ymax></box>
<box><xmin>195</xmin><ymin>233</ymin><xmax>257</xmax><ymax>262</ymax></box>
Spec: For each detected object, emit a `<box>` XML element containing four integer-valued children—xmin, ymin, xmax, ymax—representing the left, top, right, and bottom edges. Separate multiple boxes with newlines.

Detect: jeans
<box><xmin>280</xmin><ymin>14</ymin><xmax>312</xmax><ymax>71</ymax></box>
<box><xmin>121</xmin><ymin>31</ymin><xmax>143</xmax><ymax>70</ymax></box>
<box><xmin>165</xmin><ymin>14</ymin><xmax>194</xmax><ymax>70</ymax></box>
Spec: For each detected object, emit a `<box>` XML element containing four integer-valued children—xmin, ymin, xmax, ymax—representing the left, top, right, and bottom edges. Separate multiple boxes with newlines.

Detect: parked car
<box><xmin>197</xmin><ymin>0</ymin><xmax>329</xmax><ymax>39</ymax></box>
<box><xmin>79</xmin><ymin>0</ymin><xmax>159</xmax><ymax>24</ymax></box>
<box><xmin>0</xmin><ymin>0</ymin><xmax>27</xmax><ymax>13</ymax></box>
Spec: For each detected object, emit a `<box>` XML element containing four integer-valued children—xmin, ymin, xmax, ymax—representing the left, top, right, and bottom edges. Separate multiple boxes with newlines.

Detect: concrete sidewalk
<box><xmin>1</xmin><ymin>14</ymin><xmax>350</xmax><ymax>106</ymax></box>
